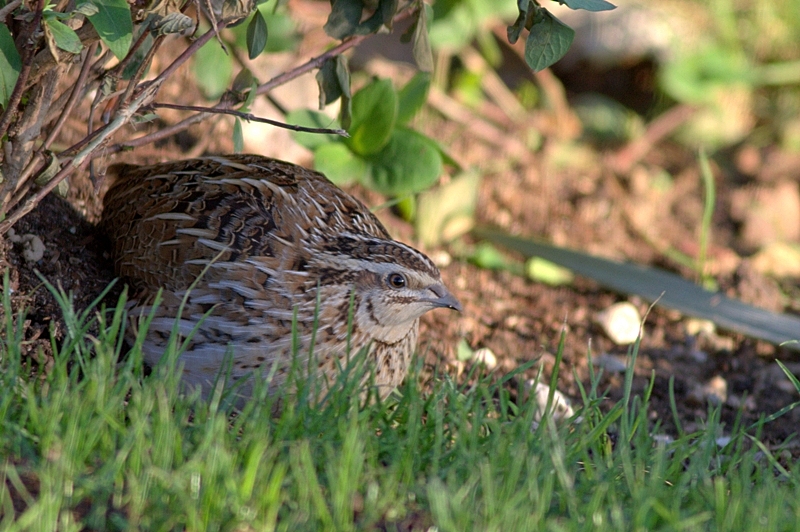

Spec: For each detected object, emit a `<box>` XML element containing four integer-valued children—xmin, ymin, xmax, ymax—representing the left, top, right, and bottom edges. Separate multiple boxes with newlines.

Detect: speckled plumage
<box><xmin>101</xmin><ymin>154</ymin><xmax>460</xmax><ymax>400</ymax></box>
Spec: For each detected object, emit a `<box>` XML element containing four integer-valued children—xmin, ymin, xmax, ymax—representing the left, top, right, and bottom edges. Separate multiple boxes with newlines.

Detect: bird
<box><xmin>100</xmin><ymin>154</ymin><xmax>461</xmax><ymax>401</ymax></box>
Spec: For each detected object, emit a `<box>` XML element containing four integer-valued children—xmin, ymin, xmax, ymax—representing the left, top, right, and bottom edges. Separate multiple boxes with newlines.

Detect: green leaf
<box><xmin>456</xmin><ymin>338</ymin><xmax>474</xmax><ymax>361</ymax></box>
<box><xmin>324</xmin><ymin>0</ymin><xmax>362</xmax><ymax>40</ymax></box>
<box><xmin>469</xmin><ymin>242</ymin><xmax>512</xmax><ymax>271</ymax></box>
<box><xmin>232</xmin><ymin>68</ymin><xmax>258</xmax><ymax>110</ymax></box>
<box><xmin>246</xmin><ymin>9</ymin><xmax>268</xmax><ymax>59</ymax></box>
<box><xmin>233</xmin><ymin>118</ymin><xmax>244</xmax><ymax>153</ymax></box>
<box><xmin>286</xmin><ymin>109</ymin><xmax>341</xmax><ymax>149</ymax></box>
<box><xmin>506</xmin><ymin>10</ymin><xmax>526</xmax><ymax>45</ymax></box>
<box><xmin>365</xmin><ymin>127</ymin><xmax>442</xmax><ymax>196</ymax></box>
<box><xmin>507</xmin><ymin>0</ymin><xmax>537</xmax><ymax>45</ymax></box>
<box><xmin>410</xmin><ymin>2</ymin><xmax>433</xmax><ymax>72</ymax></box>
<box><xmin>524</xmin><ymin>9</ymin><xmax>574</xmax><ymax>72</ymax></box>
<box><xmin>324</xmin><ymin>0</ymin><xmax>398</xmax><ymax>40</ymax></box>
<box><xmin>150</xmin><ymin>12</ymin><xmax>194</xmax><ymax>35</ymax></box>
<box><xmin>316</xmin><ymin>56</ymin><xmax>349</xmax><ymax>109</ymax></box>
<box><xmin>397</xmin><ymin>72</ymin><xmax>431</xmax><ymax>125</ymax></box>
<box><xmin>313</xmin><ymin>142</ymin><xmax>368</xmax><ymax>187</ymax></box>
<box><xmin>73</xmin><ymin>1</ymin><xmax>99</xmax><ymax>16</ymax></box>
<box><xmin>335</xmin><ymin>56</ymin><xmax>352</xmax><ymax>130</ymax></box>
<box><xmin>559</xmin><ymin>0</ymin><xmax>616</xmax><ymax>12</ymax></box>
<box><xmin>193</xmin><ymin>40</ymin><xmax>233</xmax><ymax>99</ymax></box>
<box><xmin>315</xmin><ymin>59</ymin><xmax>339</xmax><ymax>108</ymax></box>
<box><xmin>0</xmin><ymin>24</ymin><xmax>21</xmax><ymax>108</ymax></box>
<box><xmin>45</xmin><ymin>18</ymin><xmax>84</xmax><ymax>54</ymax></box>
<box><xmin>526</xmin><ymin>257</ymin><xmax>574</xmax><ymax>286</ymax></box>
<box><xmin>231</xmin><ymin>2</ymin><xmax>298</xmax><ymax>53</ymax></box>
<box><xmin>80</xmin><ymin>0</ymin><xmax>133</xmax><ymax>60</ymax></box>
<box><xmin>348</xmin><ymin>78</ymin><xmax>397</xmax><ymax>156</ymax></box>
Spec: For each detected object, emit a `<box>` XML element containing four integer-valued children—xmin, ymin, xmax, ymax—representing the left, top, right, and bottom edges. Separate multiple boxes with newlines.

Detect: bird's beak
<box><xmin>426</xmin><ymin>283</ymin><xmax>463</xmax><ymax>312</ymax></box>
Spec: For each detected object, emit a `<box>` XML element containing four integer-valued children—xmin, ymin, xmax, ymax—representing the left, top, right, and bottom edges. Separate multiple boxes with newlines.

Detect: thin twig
<box><xmin>0</xmin><ymin>0</ymin><xmax>45</xmax><ymax>140</ymax></box>
<box><xmin>6</xmin><ymin>152</ymin><xmax>56</xmax><ymax>214</ymax></box>
<box><xmin>97</xmin><ymin>31</ymin><xmax>166</xmax><ymax>179</ymax></box>
<box><xmin>149</xmin><ymin>102</ymin><xmax>348</xmax><ymax>136</ymax></box>
<box><xmin>149</xmin><ymin>21</ymin><xmax>231</xmax><ymax>90</ymax></box>
<box><xmin>112</xmin><ymin>23</ymin><xmax>157</xmax><ymax>81</ymax></box>
<box><xmin>112</xmin><ymin>112</ymin><xmax>204</xmax><ymax>152</ymax></box>
<box><xmin>89</xmin><ymin>46</ymin><xmax>114</xmax><ymax>76</ymax></box>
<box><xmin>118</xmin><ymin>34</ymin><xmax>165</xmax><ymax>109</ymax></box>
<box><xmin>0</xmin><ymin>82</ymin><xmax>162</xmax><ymax>235</ymax></box>
<box><xmin>43</xmin><ymin>42</ymin><xmax>99</xmax><ymax>150</ymax></box>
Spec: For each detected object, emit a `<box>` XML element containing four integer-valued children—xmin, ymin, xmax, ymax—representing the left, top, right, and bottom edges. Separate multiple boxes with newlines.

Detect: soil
<box><xmin>3</xmin><ymin>24</ymin><xmax>800</xmax><ymax>456</ymax></box>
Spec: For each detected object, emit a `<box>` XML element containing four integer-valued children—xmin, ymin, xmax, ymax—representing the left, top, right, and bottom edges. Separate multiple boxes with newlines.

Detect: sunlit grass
<box><xmin>1</xmin><ymin>275</ymin><xmax>799</xmax><ymax>531</ymax></box>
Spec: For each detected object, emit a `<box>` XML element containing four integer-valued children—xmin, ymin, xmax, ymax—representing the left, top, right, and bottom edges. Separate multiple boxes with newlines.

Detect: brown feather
<box><xmin>102</xmin><ymin>154</ymin><xmax>460</xmax><ymax>401</ymax></box>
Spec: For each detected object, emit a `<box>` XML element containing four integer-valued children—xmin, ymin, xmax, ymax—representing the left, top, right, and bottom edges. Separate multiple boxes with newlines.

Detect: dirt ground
<box><xmin>3</xmin><ymin>23</ymin><xmax>800</xmax><ymax>454</ymax></box>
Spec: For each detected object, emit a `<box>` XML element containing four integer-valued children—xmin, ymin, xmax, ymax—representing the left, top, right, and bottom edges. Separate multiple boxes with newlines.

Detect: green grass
<box><xmin>1</xmin><ymin>278</ymin><xmax>799</xmax><ymax>531</ymax></box>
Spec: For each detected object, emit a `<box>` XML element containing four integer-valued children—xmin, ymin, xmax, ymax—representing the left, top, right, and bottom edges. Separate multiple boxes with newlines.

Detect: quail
<box><xmin>101</xmin><ymin>154</ymin><xmax>461</xmax><ymax>400</ymax></box>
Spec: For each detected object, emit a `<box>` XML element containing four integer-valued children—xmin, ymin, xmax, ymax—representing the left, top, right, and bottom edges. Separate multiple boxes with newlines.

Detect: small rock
<box><xmin>703</xmin><ymin>376</ymin><xmax>728</xmax><ymax>406</ymax></box>
<box><xmin>472</xmin><ymin>347</ymin><xmax>497</xmax><ymax>370</ymax></box>
<box><xmin>652</xmin><ymin>434</ymin><xmax>674</xmax><ymax>446</ymax></box>
<box><xmin>595</xmin><ymin>302</ymin><xmax>641</xmax><ymax>345</ymax></box>
<box><xmin>525</xmin><ymin>380</ymin><xmax>575</xmax><ymax>423</ymax></box>
<box><xmin>688</xmin><ymin>375</ymin><xmax>728</xmax><ymax>406</ymax></box>
<box><xmin>8</xmin><ymin>228</ymin><xmax>46</xmax><ymax>262</ymax></box>
<box><xmin>592</xmin><ymin>353</ymin><xmax>628</xmax><ymax>373</ymax></box>
<box><xmin>726</xmin><ymin>394</ymin><xmax>756</xmax><ymax>411</ymax></box>
<box><xmin>685</xmin><ymin>318</ymin><xmax>715</xmax><ymax>337</ymax></box>
<box><xmin>685</xmin><ymin>349</ymin><xmax>709</xmax><ymax>364</ymax></box>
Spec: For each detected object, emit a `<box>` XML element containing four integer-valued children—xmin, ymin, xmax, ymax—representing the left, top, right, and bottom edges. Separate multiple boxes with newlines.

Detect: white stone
<box><xmin>525</xmin><ymin>380</ymin><xmax>575</xmax><ymax>423</ymax></box>
<box><xmin>472</xmin><ymin>347</ymin><xmax>497</xmax><ymax>370</ymax></box>
<box><xmin>595</xmin><ymin>302</ymin><xmax>641</xmax><ymax>345</ymax></box>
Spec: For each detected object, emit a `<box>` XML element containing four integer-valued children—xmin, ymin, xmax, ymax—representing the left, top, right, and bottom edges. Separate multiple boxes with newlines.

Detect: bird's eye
<box><xmin>387</xmin><ymin>273</ymin><xmax>406</xmax><ymax>288</ymax></box>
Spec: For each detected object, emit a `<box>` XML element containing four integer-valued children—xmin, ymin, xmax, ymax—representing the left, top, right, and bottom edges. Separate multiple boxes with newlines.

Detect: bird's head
<box><xmin>314</xmin><ymin>235</ymin><xmax>461</xmax><ymax>344</ymax></box>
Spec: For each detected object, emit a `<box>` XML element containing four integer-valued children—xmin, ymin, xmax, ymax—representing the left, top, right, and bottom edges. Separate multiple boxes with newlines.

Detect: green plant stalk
<box><xmin>697</xmin><ymin>148</ymin><xmax>716</xmax><ymax>287</ymax></box>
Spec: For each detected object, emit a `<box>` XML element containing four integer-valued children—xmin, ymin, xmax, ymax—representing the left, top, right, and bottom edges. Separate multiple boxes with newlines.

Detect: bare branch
<box><xmin>0</xmin><ymin>0</ymin><xmax>46</xmax><ymax>140</ymax></box>
<box><xmin>0</xmin><ymin>82</ymin><xmax>163</xmax><ymax>235</ymax></box>
<box><xmin>150</xmin><ymin>21</ymin><xmax>232</xmax><ymax>90</ymax></box>
<box><xmin>106</xmin><ymin>4</ymin><xmax>419</xmax><ymax>154</ymax></box>
<box><xmin>0</xmin><ymin>0</ymin><xmax>22</xmax><ymax>20</ymax></box>
<box><xmin>113</xmin><ymin>23</ymin><xmax>158</xmax><ymax>80</ymax></box>
<box><xmin>0</xmin><ymin>44</ymin><xmax>101</xmax><ymax>217</ymax></box>
<box><xmin>24</xmin><ymin>21</ymin><xmax>100</xmax><ymax>92</ymax></box>
<box><xmin>117</xmin><ymin>34</ymin><xmax>166</xmax><ymax>109</ymax></box>
<box><xmin>149</xmin><ymin>102</ymin><xmax>348</xmax><ymax>136</ymax></box>
<box><xmin>43</xmin><ymin>42</ymin><xmax>99</xmax><ymax>150</ymax></box>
